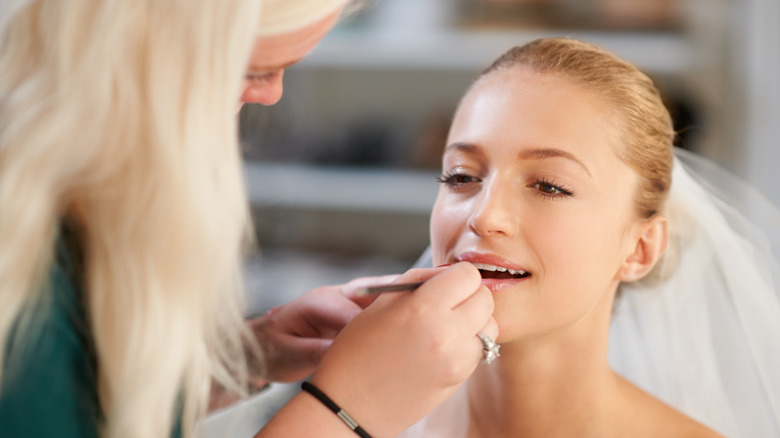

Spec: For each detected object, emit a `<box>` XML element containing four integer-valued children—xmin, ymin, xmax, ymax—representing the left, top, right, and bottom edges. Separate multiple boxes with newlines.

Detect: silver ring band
<box><xmin>477</xmin><ymin>333</ymin><xmax>500</xmax><ymax>365</ymax></box>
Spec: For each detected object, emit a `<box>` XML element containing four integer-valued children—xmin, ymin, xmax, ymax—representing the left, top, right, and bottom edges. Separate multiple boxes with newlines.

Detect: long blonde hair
<box><xmin>0</xmin><ymin>1</ymin><xmax>257</xmax><ymax>437</ymax></box>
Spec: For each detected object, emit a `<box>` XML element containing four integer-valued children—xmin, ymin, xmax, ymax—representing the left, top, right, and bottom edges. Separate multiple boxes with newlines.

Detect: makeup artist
<box><xmin>0</xmin><ymin>0</ymin><xmax>497</xmax><ymax>437</ymax></box>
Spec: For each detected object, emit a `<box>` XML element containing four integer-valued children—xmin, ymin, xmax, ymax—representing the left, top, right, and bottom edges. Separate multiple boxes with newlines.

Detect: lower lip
<box><xmin>481</xmin><ymin>276</ymin><xmax>530</xmax><ymax>292</ymax></box>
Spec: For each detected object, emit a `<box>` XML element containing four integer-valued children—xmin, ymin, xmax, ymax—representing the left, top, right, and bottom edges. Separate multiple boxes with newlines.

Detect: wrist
<box><xmin>257</xmin><ymin>391</ymin><xmax>375</xmax><ymax>438</ymax></box>
<box><xmin>301</xmin><ymin>381</ymin><xmax>373</xmax><ymax>438</ymax></box>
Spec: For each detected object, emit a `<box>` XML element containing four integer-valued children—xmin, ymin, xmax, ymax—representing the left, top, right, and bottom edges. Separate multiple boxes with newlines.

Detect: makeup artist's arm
<box><xmin>244</xmin><ymin>274</ymin><xmax>395</xmax><ymax>384</ymax></box>
<box><xmin>256</xmin><ymin>262</ymin><xmax>497</xmax><ymax>437</ymax></box>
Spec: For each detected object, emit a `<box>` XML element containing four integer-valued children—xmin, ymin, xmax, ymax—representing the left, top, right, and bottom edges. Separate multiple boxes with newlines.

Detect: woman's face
<box><xmin>431</xmin><ymin>68</ymin><xmax>643</xmax><ymax>342</ymax></box>
<box><xmin>239</xmin><ymin>8</ymin><xmax>342</xmax><ymax>106</ymax></box>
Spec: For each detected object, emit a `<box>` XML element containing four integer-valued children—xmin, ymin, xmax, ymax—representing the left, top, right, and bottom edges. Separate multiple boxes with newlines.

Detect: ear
<box><xmin>617</xmin><ymin>215</ymin><xmax>669</xmax><ymax>282</ymax></box>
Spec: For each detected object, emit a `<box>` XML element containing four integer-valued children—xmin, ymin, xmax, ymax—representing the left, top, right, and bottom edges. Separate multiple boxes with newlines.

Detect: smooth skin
<box><xmin>428</xmin><ymin>68</ymin><xmax>721</xmax><ymax>438</ymax></box>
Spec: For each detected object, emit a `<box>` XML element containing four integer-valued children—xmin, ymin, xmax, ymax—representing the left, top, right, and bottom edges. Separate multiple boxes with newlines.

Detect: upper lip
<box><xmin>457</xmin><ymin>251</ymin><xmax>530</xmax><ymax>275</ymax></box>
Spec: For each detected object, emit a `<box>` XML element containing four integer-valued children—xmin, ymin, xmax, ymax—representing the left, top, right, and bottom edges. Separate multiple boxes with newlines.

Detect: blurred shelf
<box><xmin>299</xmin><ymin>28</ymin><xmax>694</xmax><ymax>75</ymax></box>
<box><xmin>243</xmin><ymin>162</ymin><xmax>435</xmax><ymax>264</ymax></box>
<box><xmin>244</xmin><ymin>162</ymin><xmax>440</xmax><ymax>214</ymax></box>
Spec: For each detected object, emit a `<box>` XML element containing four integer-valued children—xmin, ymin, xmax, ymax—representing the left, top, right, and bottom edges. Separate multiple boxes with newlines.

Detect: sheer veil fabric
<box><xmin>610</xmin><ymin>148</ymin><xmax>780</xmax><ymax>437</ymax></box>
<box><xmin>406</xmin><ymin>149</ymin><xmax>780</xmax><ymax>437</ymax></box>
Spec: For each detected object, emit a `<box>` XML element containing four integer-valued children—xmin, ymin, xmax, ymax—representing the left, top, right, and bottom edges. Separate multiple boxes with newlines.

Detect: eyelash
<box><xmin>437</xmin><ymin>172</ymin><xmax>574</xmax><ymax>199</ymax></box>
<box><xmin>245</xmin><ymin>71</ymin><xmax>280</xmax><ymax>82</ymax></box>
<box><xmin>435</xmin><ymin>171</ymin><xmax>480</xmax><ymax>187</ymax></box>
<box><xmin>531</xmin><ymin>177</ymin><xmax>574</xmax><ymax>199</ymax></box>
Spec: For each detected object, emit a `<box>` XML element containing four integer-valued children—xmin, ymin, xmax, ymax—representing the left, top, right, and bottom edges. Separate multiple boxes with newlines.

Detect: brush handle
<box><xmin>354</xmin><ymin>281</ymin><xmax>425</xmax><ymax>296</ymax></box>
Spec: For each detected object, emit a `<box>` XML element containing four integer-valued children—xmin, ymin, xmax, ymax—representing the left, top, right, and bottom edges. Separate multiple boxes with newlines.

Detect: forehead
<box><xmin>247</xmin><ymin>9</ymin><xmax>340</xmax><ymax>72</ymax></box>
<box><xmin>450</xmin><ymin>68</ymin><xmax>621</xmax><ymax>157</ymax></box>
<box><xmin>448</xmin><ymin>68</ymin><xmax>636</xmax><ymax>189</ymax></box>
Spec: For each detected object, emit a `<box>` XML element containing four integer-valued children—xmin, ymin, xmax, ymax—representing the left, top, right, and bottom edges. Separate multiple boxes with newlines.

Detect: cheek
<box><xmin>430</xmin><ymin>196</ymin><xmax>467</xmax><ymax>265</ymax></box>
<box><xmin>531</xmin><ymin>207</ymin><xmax>629</xmax><ymax>290</ymax></box>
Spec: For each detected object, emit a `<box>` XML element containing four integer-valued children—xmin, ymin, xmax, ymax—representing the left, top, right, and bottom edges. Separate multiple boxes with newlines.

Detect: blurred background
<box><xmin>241</xmin><ymin>0</ymin><xmax>779</xmax><ymax>316</ymax></box>
<box><xmin>204</xmin><ymin>0</ymin><xmax>779</xmax><ymax>434</ymax></box>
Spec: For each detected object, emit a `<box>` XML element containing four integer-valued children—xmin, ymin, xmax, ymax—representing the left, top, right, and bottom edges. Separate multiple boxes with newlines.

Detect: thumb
<box><xmin>293</xmin><ymin>338</ymin><xmax>333</xmax><ymax>372</ymax></box>
<box><xmin>303</xmin><ymin>296</ymin><xmax>362</xmax><ymax>338</ymax></box>
<box><xmin>341</xmin><ymin>274</ymin><xmax>401</xmax><ymax>308</ymax></box>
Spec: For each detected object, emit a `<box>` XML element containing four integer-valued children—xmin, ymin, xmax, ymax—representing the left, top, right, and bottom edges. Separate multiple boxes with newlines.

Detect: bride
<box><xmin>400</xmin><ymin>38</ymin><xmax>780</xmax><ymax>437</ymax></box>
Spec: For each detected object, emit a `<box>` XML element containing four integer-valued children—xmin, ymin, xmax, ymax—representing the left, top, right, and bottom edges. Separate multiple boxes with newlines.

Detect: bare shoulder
<box><xmin>613</xmin><ymin>374</ymin><xmax>724</xmax><ymax>438</ymax></box>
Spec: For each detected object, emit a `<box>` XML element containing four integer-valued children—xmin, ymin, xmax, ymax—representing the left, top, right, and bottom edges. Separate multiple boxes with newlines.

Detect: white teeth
<box><xmin>472</xmin><ymin>263</ymin><xmax>527</xmax><ymax>276</ymax></box>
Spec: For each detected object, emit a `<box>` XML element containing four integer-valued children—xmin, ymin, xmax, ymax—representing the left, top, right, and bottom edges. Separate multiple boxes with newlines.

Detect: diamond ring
<box><xmin>477</xmin><ymin>333</ymin><xmax>500</xmax><ymax>365</ymax></box>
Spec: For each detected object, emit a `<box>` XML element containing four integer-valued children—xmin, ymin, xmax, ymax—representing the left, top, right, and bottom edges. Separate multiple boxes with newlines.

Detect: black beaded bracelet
<box><xmin>301</xmin><ymin>381</ymin><xmax>373</xmax><ymax>438</ymax></box>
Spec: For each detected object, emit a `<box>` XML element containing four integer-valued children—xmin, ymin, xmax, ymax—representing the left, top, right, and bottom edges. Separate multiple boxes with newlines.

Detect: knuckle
<box><xmin>438</xmin><ymin>363</ymin><xmax>461</xmax><ymax>385</ymax></box>
<box><xmin>403</xmin><ymin>298</ymin><xmax>432</xmax><ymax>324</ymax></box>
<box><xmin>436</xmin><ymin>351</ymin><xmax>472</xmax><ymax>385</ymax></box>
<box><xmin>427</xmin><ymin>332</ymin><xmax>474</xmax><ymax>383</ymax></box>
<box><xmin>427</xmin><ymin>329</ymin><xmax>450</xmax><ymax>352</ymax></box>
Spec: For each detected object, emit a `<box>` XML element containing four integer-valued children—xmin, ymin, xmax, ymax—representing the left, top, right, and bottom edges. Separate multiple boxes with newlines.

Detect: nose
<box><xmin>240</xmin><ymin>71</ymin><xmax>285</xmax><ymax>106</ymax></box>
<box><xmin>468</xmin><ymin>179</ymin><xmax>517</xmax><ymax>238</ymax></box>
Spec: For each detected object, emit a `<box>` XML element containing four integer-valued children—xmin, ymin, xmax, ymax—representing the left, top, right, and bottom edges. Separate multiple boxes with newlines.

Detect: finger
<box><xmin>271</xmin><ymin>337</ymin><xmax>333</xmax><ymax>383</ymax></box>
<box><xmin>413</xmin><ymin>262</ymin><xmax>483</xmax><ymax>309</ymax></box>
<box><xmin>304</xmin><ymin>294</ymin><xmax>363</xmax><ymax>337</ymax></box>
<box><xmin>452</xmin><ymin>284</ymin><xmax>495</xmax><ymax>335</ymax></box>
<box><xmin>474</xmin><ymin>317</ymin><xmax>500</xmax><ymax>366</ymax></box>
<box><xmin>477</xmin><ymin>315</ymin><xmax>499</xmax><ymax>343</ymax></box>
<box><xmin>350</xmin><ymin>292</ymin><xmax>380</xmax><ymax>309</ymax></box>
<box><xmin>387</xmin><ymin>266</ymin><xmax>452</xmax><ymax>285</ymax></box>
<box><xmin>295</xmin><ymin>337</ymin><xmax>333</xmax><ymax>369</ymax></box>
<box><xmin>459</xmin><ymin>325</ymin><xmax>499</xmax><ymax>375</ymax></box>
<box><xmin>341</xmin><ymin>274</ymin><xmax>400</xmax><ymax>308</ymax></box>
<box><xmin>352</xmin><ymin>267</ymin><xmax>452</xmax><ymax>308</ymax></box>
<box><xmin>342</xmin><ymin>274</ymin><xmax>401</xmax><ymax>295</ymax></box>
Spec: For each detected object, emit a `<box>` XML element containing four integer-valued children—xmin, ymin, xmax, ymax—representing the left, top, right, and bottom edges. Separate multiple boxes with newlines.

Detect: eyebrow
<box><xmin>518</xmin><ymin>147</ymin><xmax>592</xmax><ymax>177</ymax></box>
<box><xmin>444</xmin><ymin>142</ymin><xmax>592</xmax><ymax>177</ymax></box>
<box><xmin>246</xmin><ymin>59</ymin><xmax>300</xmax><ymax>74</ymax></box>
<box><xmin>444</xmin><ymin>142</ymin><xmax>485</xmax><ymax>156</ymax></box>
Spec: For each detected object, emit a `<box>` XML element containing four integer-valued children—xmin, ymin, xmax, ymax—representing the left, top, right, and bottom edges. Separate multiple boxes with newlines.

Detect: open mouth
<box><xmin>473</xmin><ymin>263</ymin><xmax>530</xmax><ymax>280</ymax></box>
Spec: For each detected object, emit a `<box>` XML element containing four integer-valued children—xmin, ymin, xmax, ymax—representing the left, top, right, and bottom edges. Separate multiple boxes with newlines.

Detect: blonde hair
<box><xmin>479</xmin><ymin>38</ymin><xmax>675</xmax><ymax>219</ymax></box>
<box><xmin>258</xmin><ymin>0</ymin><xmax>352</xmax><ymax>36</ymax></box>
<box><xmin>0</xmin><ymin>1</ymin><xmax>259</xmax><ymax>437</ymax></box>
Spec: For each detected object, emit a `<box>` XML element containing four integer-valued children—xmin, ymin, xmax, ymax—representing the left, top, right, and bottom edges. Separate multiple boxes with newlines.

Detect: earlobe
<box><xmin>618</xmin><ymin>216</ymin><xmax>669</xmax><ymax>282</ymax></box>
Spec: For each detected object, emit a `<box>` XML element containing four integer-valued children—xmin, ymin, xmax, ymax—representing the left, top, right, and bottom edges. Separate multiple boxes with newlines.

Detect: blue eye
<box><xmin>531</xmin><ymin>178</ymin><xmax>574</xmax><ymax>199</ymax></box>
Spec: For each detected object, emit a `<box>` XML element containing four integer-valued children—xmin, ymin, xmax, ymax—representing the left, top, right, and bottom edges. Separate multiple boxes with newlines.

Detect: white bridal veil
<box><xmin>412</xmin><ymin>148</ymin><xmax>780</xmax><ymax>437</ymax></box>
<box><xmin>609</xmin><ymin>148</ymin><xmax>780</xmax><ymax>437</ymax></box>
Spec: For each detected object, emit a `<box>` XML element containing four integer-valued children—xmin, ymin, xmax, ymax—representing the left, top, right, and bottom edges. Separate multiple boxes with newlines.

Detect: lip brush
<box><xmin>354</xmin><ymin>281</ymin><xmax>425</xmax><ymax>296</ymax></box>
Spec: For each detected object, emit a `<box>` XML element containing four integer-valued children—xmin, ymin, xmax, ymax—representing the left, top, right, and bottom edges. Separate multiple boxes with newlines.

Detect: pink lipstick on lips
<box><xmin>458</xmin><ymin>251</ymin><xmax>531</xmax><ymax>292</ymax></box>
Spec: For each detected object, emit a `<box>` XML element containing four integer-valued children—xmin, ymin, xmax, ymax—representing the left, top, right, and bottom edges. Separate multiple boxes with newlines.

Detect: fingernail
<box><xmin>436</xmin><ymin>263</ymin><xmax>453</xmax><ymax>268</ymax></box>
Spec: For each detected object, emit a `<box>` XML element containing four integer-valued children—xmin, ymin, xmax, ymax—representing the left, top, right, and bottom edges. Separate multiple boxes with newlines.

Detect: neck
<box><xmin>467</xmin><ymin>288</ymin><xmax>620</xmax><ymax>438</ymax></box>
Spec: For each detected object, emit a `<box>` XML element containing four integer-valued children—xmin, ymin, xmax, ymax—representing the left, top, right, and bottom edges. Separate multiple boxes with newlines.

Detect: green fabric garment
<box><xmin>0</xmin><ymin>226</ymin><xmax>182</xmax><ymax>438</ymax></box>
